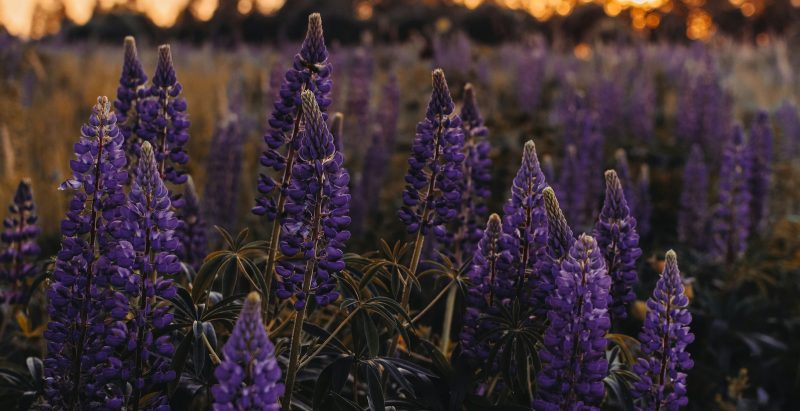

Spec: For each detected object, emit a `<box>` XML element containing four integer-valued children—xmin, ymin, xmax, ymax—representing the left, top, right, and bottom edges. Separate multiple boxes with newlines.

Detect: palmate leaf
<box><xmin>0</xmin><ymin>357</ymin><xmax>44</xmax><ymax>409</ymax></box>
<box><xmin>603</xmin><ymin>345</ymin><xmax>637</xmax><ymax>411</ymax></box>
<box><xmin>191</xmin><ymin>228</ymin><xmax>267</xmax><ymax>303</ymax></box>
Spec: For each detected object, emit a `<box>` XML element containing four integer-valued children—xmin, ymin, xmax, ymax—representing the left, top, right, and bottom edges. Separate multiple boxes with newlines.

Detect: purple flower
<box><xmin>398</xmin><ymin>69</ymin><xmax>465</xmax><ymax>238</ymax></box>
<box><xmin>541</xmin><ymin>154</ymin><xmax>555</xmax><ymax>186</ymax></box>
<box><xmin>748</xmin><ymin>111</ymin><xmax>772</xmax><ymax>236</ymax></box>
<box><xmin>675</xmin><ymin>65</ymin><xmax>731</xmax><ymax>155</ymax></box>
<box><xmin>635</xmin><ymin>164</ymin><xmax>652</xmax><ymax>239</ymax></box>
<box><xmin>204</xmin><ymin>112</ymin><xmax>244</xmax><ymax>232</ymax></box>
<box><xmin>540</xmin><ymin>187</ymin><xmax>575</xmax><ymax>306</ymax></box>
<box><xmin>534</xmin><ymin>234</ymin><xmax>611</xmax><ymax>411</ymax></box>
<box><xmin>678</xmin><ymin>145</ymin><xmax>709</xmax><ymax>250</ymax></box>
<box><xmin>633</xmin><ymin>250</ymin><xmax>694</xmax><ymax>411</ymax></box>
<box><xmin>254</xmin><ymin>13</ymin><xmax>333</xmax><ymax>221</ymax></box>
<box><xmin>344</xmin><ymin>47</ymin><xmax>373</xmax><ymax>156</ymax></box>
<box><xmin>776</xmin><ymin>100</ymin><xmax>799</xmax><ymax>160</ymax></box>
<box><xmin>275</xmin><ymin>90</ymin><xmax>350</xmax><ymax>310</ymax></box>
<box><xmin>178</xmin><ymin>176</ymin><xmax>208</xmax><ymax>272</ymax></box>
<box><xmin>516</xmin><ymin>45</ymin><xmax>546</xmax><ymax>114</ymax></box>
<box><xmin>212</xmin><ymin>292</ymin><xmax>284</xmax><ymax>410</ymax></box>
<box><xmin>122</xmin><ymin>141</ymin><xmax>179</xmax><ymax>407</ymax></box>
<box><xmin>459</xmin><ymin>213</ymin><xmax>514</xmax><ymax>360</ymax></box>
<box><xmin>0</xmin><ymin>179</ymin><xmax>40</xmax><ymax>305</ymax></box>
<box><xmin>44</xmin><ymin>96</ymin><xmax>130</xmax><ymax>409</ymax></box>
<box><xmin>614</xmin><ymin>149</ymin><xmax>636</xmax><ymax>215</ymax></box>
<box><xmin>556</xmin><ymin>145</ymin><xmax>587</xmax><ymax>229</ymax></box>
<box><xmin>626</xmin><ymin>67</ymin><xmax>655</xmax><ymax>142</ymax></box>
<box><xmin>710</xmin><ymin>126</ymin><xmax>751</xmax><ymax>264</ymax></box>
<box><xmin>113</xmin><ymin>36</ymin><xmax>147</xmax><ymax>158</ymax></box>
<box><xmin>593</xmin><ymin>170</ymin><xmax>642</xmax><ymax>321</ymax></box>
<box><xmin>136</xmin><ymin>44</ymin><xmax>190</xmax><ymax>187</ymax></box>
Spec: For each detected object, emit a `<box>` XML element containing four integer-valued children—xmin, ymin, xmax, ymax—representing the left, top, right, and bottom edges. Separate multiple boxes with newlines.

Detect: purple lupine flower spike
<box><xmin>710</xmin><ymin>126</ymin><xmax>751</xmax><ymax>264</ymax></box>
<box><xmin>124</xmin><ymin>141</ymin><xmax>179</xmax><ymax>408</ymax></box>
<box><xmin>344</xmin><ymin>48</ymin><xmax>373</xmax><ymax>157</ymax></box>
<box><xmin>212</xmin><ymin>292</ymin><xmax>284</xmax><ymax>410</ymax></box>
<box><xmin>178</xmin><ymin>176</ymin><xmax>207</xmax><ymax>271</ymax></box>
<box><xmin>534</xmin><ymin>234</ymin><xmax>611</xmax><ymax>411</ymax></box>
<box><xmin>275</xmin><ymin>90</ymin><xmax>350</xmax><ymax>310</ymax></box>
<box><xmin>204</xmin><ymin>110</ymin><xmax>244</xmax><ymax>232</ymax></box>
<box><xmin>502</xmin><ymin>140</ymin><xmax>549</xmax><ymax>310</ymax></box>
<box><xmin>556</xmin><ymin>144</ymin><xmax>586</xmax><ymax>229</ymax></box>
<box><xmin>614</xmin><ymin>149</ymin><xmax>636</xmax><ymax>215</ymax></box>
<box><xmin>254</xmin><ymin>12</ymin><xmax>332</xmax><ymax>220</ymax></box>
<box><xmin>678</xmin><ymin>145</ymin><xmax>709</xmax><ymax>250</ymax></box>
<box><xmin>398</xmin><ymin>69</ymin><xmax>465</xmax><ymax>238</ymax></box>
<box><xmin>593</xmin><ymin>170</ymin><xmax>642</xmax><ymax>321</ymax></box>
<box><xmin>538</xmin><ymin>187</ymin><xmax>575</xmax><ymax>309</ymax></box>
<box><xmin>633</xmin><ymin>250</ymin><xmax>694</xmax><ymax>411</ymax></box>
<box><xmin>0</xmin><ymin>179</ymin><xmax>40</xmax><ymax>305</ymax></box>
<box><xmin>44</xmin><ymin>96</ymin><xmax>130</xmax><ymax>408</ymax></box>
<box><xmin>137</xmin><ymin>44</ymin><xmax>190</xmax><ymax>186</ymax></box>
<box><xmin>776</xmin><ymin>100</ymin><xmax>799</xmax><ymax>160</ymax></box>
<box><xmin>459</xmin><ymin>213</ymin><xmax>514</xmax><ymax>360</ymax></box>
<box><xmin>113</xmin><ymin>36</ymin><xmax>147</xmax><ymax>158</ymax></box>
<box><xmin>636</xmin><ymin>164</ymin><xmax>652</xmax><ymax>238</ymax></box>
<box><xmin>748</xmin><ymin>111</ymin><xmax>772</xmax><ymax>236</ymax></box>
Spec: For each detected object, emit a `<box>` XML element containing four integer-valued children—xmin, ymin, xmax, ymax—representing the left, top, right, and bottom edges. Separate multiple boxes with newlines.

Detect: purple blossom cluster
<box><xmin>177</xmin><ymin>177</ymin><xmax>207</xmax><ymax>271</ymax></box>
<box><xmin>678</xmin><ymin>145</ymin><xmax>709</xmax><ymax>250</ymax></box>
<box><xmin>710</xmin><ymin>126</ymin><xmax>752</xmax><ymax>264</ymax></box>
<box><xmin>748</xmin><ymin>111</ymin><xmax>773</xmax><ymax>236</ymax></box>
<box><xmin>633</xmin><ymin>250</ymin><xmax>694</xmax><ymax>410</ymax></box>
<box><xmin>0</xmin><ymin>180</ymin><xmax>40</xmax><ymax>305</ymax></box>
<box><xmin>204</xmin><ymin>111</ymin><xmax>244</xmax><ymax>232</ymax></box>
<box><xmin>275</xmin><ymin>90</ymin><xmax>350</xmax><ymax>310</ymax></box>
<box><xmin>113</xmin><ymin>36</ymin><xmax>148</xmax><ymax>156</ymax></box>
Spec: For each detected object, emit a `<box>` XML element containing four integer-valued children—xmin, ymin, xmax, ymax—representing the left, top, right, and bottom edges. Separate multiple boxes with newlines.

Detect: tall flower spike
<box><xmin>204</xmin><ymin>111</ymin><xmax>244</xmax><ymax>232</ymax></box>
<box><xmin>178</xmin><ymin>176</ymin><xmax>207</xmax><ymax>271</ymax></box>
<box><xmin>593</xmin><ymin>170</ymin><xmax>642</xmax><ymax>321</ymax></box>
<box><xmin>633</xmin><ymin>250</ymin><xmax>694</xmax><ymax>410</ymax></box>
<box><xmin>44</xmin><ymin>96</ymin><xmax>130</xmax><ymax>409</ymax></box>
<box><xmin>748</xmin><ymin>111</ymin><xmax>772</xmax><ymax>236</ymax></box>
<box><xmin>212</xmin><ymin>292</ymin><xmax>284</xmax><ymax>410</ymax></box>
<box><xmin>137</xmin><ymin>44</ymin><xmax>190</xmax><ymax>186</ymax></box>
<box><xmin>114</xmin><ymin>36</ymin><xmax>147</xmax><ymax>158</ymax></box>
<box><xmin>776</xmin><ymin>100</ymin><xmax>799</xmax><ymax>160</ymax></box>
<box><xmin>710</xmin><ymin>126</ymin><xmax>752</xmax><ymax>264</ymax></box>
<box><xmin>254</xmin><ymin>12</ymin><xmax>333</xmax><ymax>221</ymax></box>
<box><xmin>502</xmin><ymin>140</ymin><xmax>549</xmax><ymax>311</ymax></box>
<box><xmin>614</xmin><ymin>149</ymin><xmax>636</xmax><ymax>215</ymax></box>
<box><xmin>0</xmin><ymin>179</ymin><xmax>40</xmax><ymax>305</ymax></box>
<box><xmin>539</xmin><ymin>187</ymin><xmax>575</xmax><ymax>309</ymax></box>
<box><xmin>398</xmin><ymin>69</ymin><xmax>465</xmax><ymax>238</ymax></box>
<box><xmin>678</xmin><ymin>145</ymin><xmax>709</xmax><ymax>250</ymax></box>
<box><xmin>636</xmin><ymin>164</ymin><xmax>652</xmax><ymax>238</ymax></box>
<box><xmin>275</xmin><ymin>89</ymin><xmax>350</xmax><ymax>310</ymax></box>
<box><xmin>556</xmin><ymin>144</ymin><xmax>587</xmax><ymax>229</ymax></box>
<box><xmin>459</xmin><ymin>213</ymin><xmax>514</xmax><ymax>360</ymax></box>
<box><xmin>344</xmin><ymin>48</ymin><xmax>373</xmax><ymax>158</ymax></box>
<box><xmin>123</xmin><ymin>141</ymin><xmax>179</xmax><ymax>408</ymax></box>
<box><xmin>534</xmin><ymin>234</ymin><xmax>611</xmax><ymax>411</ymax></box>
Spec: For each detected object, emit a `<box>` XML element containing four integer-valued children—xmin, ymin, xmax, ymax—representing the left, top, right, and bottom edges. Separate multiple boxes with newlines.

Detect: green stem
<box><xmin>410</xmin><ymin>280</ymin><xmax>454</xmax><ymax>325</ymax></box>
<box><xmin>200</xmin><ymin>331</ymin><xmax>221</xmax><ymax>365</ymax></box>
<box><xmin>439</xmin><ymin>283</ymin><xmax>458</xmax><ymax>354</ymax></box>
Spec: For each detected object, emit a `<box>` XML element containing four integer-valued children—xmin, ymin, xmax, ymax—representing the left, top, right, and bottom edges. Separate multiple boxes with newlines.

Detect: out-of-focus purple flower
<box><xmin>633</xmin><ymin>250</ymin><xmax>694</xmax><ymax>411</ymax></box>
<box><xmin>398</xmin><ymin>69</ymin><xmax>465</xmax><ymax>238</ymax></box>
<box><xmin>254</xmin><ymin>13</ymin><xmax>333</xmax><ymax>221</ymax></box>
<box><xmin>121</xmin><ymin>141</ymin><xmax>179</xmax><ymax>408</ymax></box>
<box><xmin>0</xmin><ymin>179</ymin><xmax>40</xmax><ymax>305</ymax></box>
<box><xmin>516</xmin><ymin>45</ymin><xmax>546</xmax><ymax>115</ymax></box>
<box><xmin>556</xmin><ymin>145</ymin><xmax>587</xmax><ymax>229</ymax></box>
<box><xmin>589</xmin><ymin>77</ymin><xmax>624</xmax><ymax>135</ymax></box>
<box><xmin>44</xmin><ymin>96</ymin><xmax>130</xmax><ymax>409</ymax></box>
<box><xmin>775</xmin><ymin>100</ymin><xmax>799</xmax><ymax>160</ymax></box>
<box><xmin>113</xmin><ymin>36</ymin><xmax>148</xmax><ymax>158</ymax></box>
<box><xmin>675</xmin><ymin>67</ymin><xmax>730</xmax><ymax>154</ymax></box>
<box><xmin>432</xmin><ymin>31</ymin><xmax>472</xmax><ymax>77</ymax></box>
<box><xmin>614</xmin><ymin>149</ymin><xmax>636</xmax><ymax>215</ymax></box>
<box><xmin>502</xmin><ymin>140</ymin><xmax>549</xmax><ymax>310</ymax></box>
<box><xmin>204</xmin><ymin>112</ymin><xmax>244</xmax><ymax>232</ymax></box>
<box><xmin>459</xmin><ymin>213</ymin><xmax>514</xmax><ymax>360</ymax></box>
<box><xmin>678</xmin><ymin>145</ymin><xmax>709</xmax><ymax>250</ymax></box>
<box><xmin>344</xmin><ymin>47</ymin><xmax>373</xmax><ymax>157</ymax></box>
<box><xmin>540</xmin><ymin>187</ymin><xmax>575</xmax><ymax>299</ymax></box>
<box><xmin>212</xmin><ymin>292</ymin><xmax>284</xmax><ymax>410</ymax></box>
<box><xmin>748</xmin><ymin>111</ymin><xmax>772</xmax><ymax>236</ymax></box>
<box><xmin>635</xmin><ymin>164</ymin><xmax>652</xmax><ymax>239</ymax></box>
<box><xmin>593</xmin><ymin>170</ymin><xmax>642</xmax><ymax>321</ymax></box>
<box><xmin>541</xmin><ymin>154</ymin><xmax>555</xmax><ymax>185</ymax></box>
<box><xmin>275</xmin><ymin>90</ymin><xmax>350</xmax><ymax>310</ymax></box>
<box><xmin>136</xmin><ymin>44</ymin><xmax>190</xmax><ymax>186</ymax></box>
<box><xmin>534</xmin><ymin>234</ymin><xmax>611</xmax><ymax>411</ymax></box>
<box><xmin>626</xmin><ymin>67</ymin><xmax>655</xmax><ymax>142</ymax></box>
<box><xmin>580</xmin><ymin>113</ymin><xmax>605</xmax><ymax>223</ymax></box>
<box><xmin>177</xmin><ymin>176</ymin><xmax>207</xmax><ymax>272</ymax></box>
<box><xmin>710</xmin><ymin>126</ymin><xmax>752</xmax><ymax>264</ymax></box>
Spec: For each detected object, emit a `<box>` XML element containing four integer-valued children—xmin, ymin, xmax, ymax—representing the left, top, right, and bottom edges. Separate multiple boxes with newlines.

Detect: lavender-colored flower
<box><xmin>593</xmin><ymin>170</ymin><xmax>642</xmax><ymax>321</ymax></box>
<box><xmin>580</xmin><ymin>114</ymin><xmax>605</xmax><ymax>223</ymax></box>
<box><xmin>177</xmin><ymin>176</ymin><xmax>207</xmax><ymax>272</ymax></box>
<box><xmin>212</xmin><ymin>292</ymin><xmax>284</xmax><ymax>410</ymax></box>
<box><xmin>636</xmin><ymin>164</ymin><xmax>652</xmax><ymax>239</ymax></box>
<box><xmin>633</xmin><ymin>250</ymin><xmax>694</xmax><ymax>411</ymax></box>
<box><xmin>113</xmin><ymin>36</ymin><xmax>147</xmax><ymax>157</ymax></box>
<box><xmin>254</xmin><ymin>13</ymin><xmax>333</xmax><ymax>221</ymax></box>
<box><xmin>675</xmin><ymin>67</ymin><xmax>730</xmax><ymax>154</ymax></box>
<box><xmin>678</xmin><ymin>145</ymin><xmax>709</xmax><ymax>250</ymax></box>
<box><xmin>614</xmin><ymin>149</ymin><xmax>636</xmax><ymax>215</ymax></box>
<box><xmin>204</xmin><ymin>112</ymin><xmax>244</xmax><ymax>232</ymax></box>
<box><xmin>534</xmin><ymin>234</ymin><xmax>611</xmax><ymax>411</ymax></box>
<box><xmin>516</xmin><ymin>46</ymin><xmax>546</xmax><ymax>114</ymax></box>
<box><xmin>0</xmin><ymin>179</ymin><xmax>40</xmax><ymax>305</ymax></box>
<box><xmin>502</xmin><ymin>140</ymin><xmax>549</xmax><ymax>310</ymax></box>
<box><xmin>775</xmin><ymin>100</ymin><xmax>799</xmax><ymax>160</ymax></box>
<box><xmin>275</xmin><ymin>90</ymin><xmax>350</xmax><ymax>310</ymax></box>
<box><xmin>136</xmin><ymin>45</ymin><xmax>190</xmax><ymax>186</ymax></box>
<box><xmin>121</xmin><ymin>141</ymin><xmax>179</xmax><ymax>408</ymax></box>
<box><xmin>556</xmin><ymin>145</ymin><xmax>587</xmax><ymax>229</ymax></box>
<box><xmin>344</xmin><ymin>47</ymin><xmax>373</xmax><ymax>157</ymax></box>
<box><xmin>44</xmin><ymin>96</ymin><xmax>130</xmax><ymax>409</ymax></box>
<box><xmin>626</xmin><ymin>69</ymin><xmax>655</xmax><ymax>142</ymax></box>
<box><xmin>539</xmin><ymin>187</ymin><xmax>575</xmax><ymax>308</ymax></box>
<box><xmin>748</xmin><ymin>111</ymin><xmax>772</xmax><ymax>236</ymax></box>
<box><xmin>459</xmin><ymin>214</ymin><xmax>514</xmax><ymax>360</ymax></box>
<box><xmin>398</xmin><ymin>69</ymin><xmax>465</xmax><ymax>238</ymax></box>
<box><xmin>589</xmin><ymin>78</ymin><xmax>624</xmax><ymax>135</ymax></box>
<box><xmin>710</xmin><ymin>126</ymin><xmax>752</xmax><ymax>264</ymax></box>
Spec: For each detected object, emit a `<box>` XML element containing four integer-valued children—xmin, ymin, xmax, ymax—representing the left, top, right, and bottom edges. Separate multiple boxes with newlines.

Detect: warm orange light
<box><xmin>237</xmin><ymin>0</ymin><xmax>252</xmax><ymax>14</ymax></box>
<box><xmin>255</xmin><ymin>0</ymin><xmax>284</xmax><ymax>14</ymax></box>
<box><xmin>190</xmin><ymin>0</ymin><xmax>218</xmax><ymax>22</ymax></box>
<box><xmin>355</xmin><ymin>1</ymin><xmax>373</xmax><ymax>20</ymax></box>
<box><xmin>574</xmin><ymin>43</ymin><xmax>592</xmax><ymax>60</ymax></box>
<box><xmin>604</xmin><ymin>2</ymin><xmax>622</xmax><ymax>16</ymax></box>
<box><xmin>741</xmin><ymin>2</ymin><xmax>755</xmax><ymax>16</ymax></box>
<box><xmin>755</xmin><ymin>32</ymin><xmax>769</xmax><ymax>45</ymax></box>
<box><xmin>686</xmin><ymin>9</ymin><xmax>715</xmax><ymax>41</ymax></box>
<box><xmin>645</xmin><ymin>13</ymin><xmax>660</xmax><ymax>28</ymax></box>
